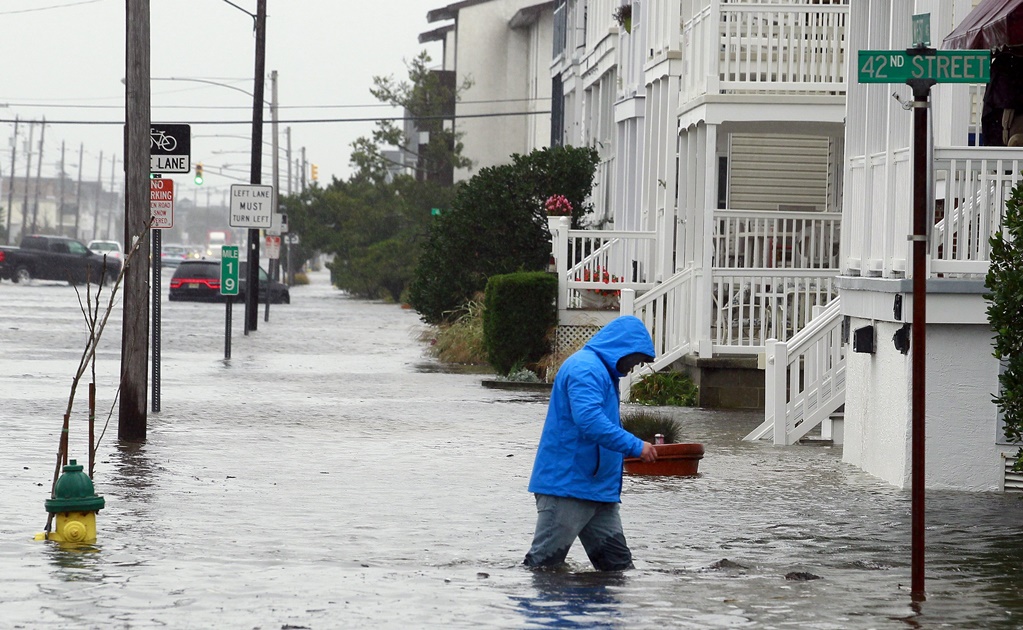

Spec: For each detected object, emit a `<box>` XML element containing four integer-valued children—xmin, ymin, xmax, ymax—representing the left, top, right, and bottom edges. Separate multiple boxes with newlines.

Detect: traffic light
<box><xmin>311</xmin><ymin>164</ymin><xmax>319</xmax><ymax>181</ymax></box>
<box><xmin>194</xmin><ymin>162</ymin><xmax>204</xmax><ymax>185</ymax></box>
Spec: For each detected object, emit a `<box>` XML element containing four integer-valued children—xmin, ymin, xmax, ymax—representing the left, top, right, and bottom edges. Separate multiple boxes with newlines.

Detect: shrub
<box><xmin>621</xmin><ymin>409</ymin><xmax>682</xmax><ymax>443</ymax></box>
<box><xmin>292</xmin><ymin>272</ymin><xmax>310</xmax><ymax>285</ymax></box>
<box><xmin>630</xmin><ymin>371</ymin><xmax>699</xmax><ymax>406</ymax></box>
<box><xmin>987</xmin><ymin>175</ymin><xmax>1023</xmax><ymax>469</ymax></box>
<box><xmin>483</xmin><ymin>272</ymin><xmax>557</xmax><ymax>375</ymax></box>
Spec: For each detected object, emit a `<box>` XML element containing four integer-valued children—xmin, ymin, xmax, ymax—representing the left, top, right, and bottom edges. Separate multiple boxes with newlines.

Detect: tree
<box><xmin>350</xmin><ymin>51</ymin><xmax>473</xmax><ymax>185</ymax></box>
<box><xmin>408</xmin><ymin>146</ymin><xmax>600</xmax><ymax>323</ymax></box>
<box><xmin>987</xmin><ymin>178</ymin><xmax>1023</xmax><ymax>469</ymax></box>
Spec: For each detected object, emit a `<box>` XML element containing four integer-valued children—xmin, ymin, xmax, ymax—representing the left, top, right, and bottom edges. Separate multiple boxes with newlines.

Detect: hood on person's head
<box><xmin>584</xmin><ymin>315</ymin><xmax>656</xmax><ymax>377</ymax></box>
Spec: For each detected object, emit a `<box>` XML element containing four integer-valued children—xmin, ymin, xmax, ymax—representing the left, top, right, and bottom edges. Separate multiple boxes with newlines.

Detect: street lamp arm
<box><xmin>221</xmin><ymin>0</ymin><xmax>256</xmax><ymax>20</ymax></box>
<box><xmin>154</xmin><ymin>77</ymin><xmax>261</xmax><ymax>102</ymax></box>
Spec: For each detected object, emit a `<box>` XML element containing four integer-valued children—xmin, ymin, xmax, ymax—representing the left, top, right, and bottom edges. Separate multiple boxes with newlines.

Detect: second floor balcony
<box><xmin>681</xmin><ymin>0</ymin><xmax>849</xmax><ymax>108</ymax></box>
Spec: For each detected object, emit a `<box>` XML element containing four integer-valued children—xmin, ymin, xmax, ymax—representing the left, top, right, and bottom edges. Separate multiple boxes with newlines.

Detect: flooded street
<box><xmin>3</xmin><ymin>269</ymin><xmax>1023</xmax><ymax>628</ymax></box>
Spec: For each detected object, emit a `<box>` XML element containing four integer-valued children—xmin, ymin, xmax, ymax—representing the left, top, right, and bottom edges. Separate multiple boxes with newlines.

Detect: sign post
<box><xmin>148</xmin><ymin>176</ymin><xmax>174</xmax><ymax>413</ymax></box>
<box><xmin>857</xmin><ymin>44</ymin><xmax>990</xmax><ymax>602</ymax></box>
<box><xmin>220</xmin><ymin>245</ymin><xmax>240</xmax><ymax>359</ymax></box>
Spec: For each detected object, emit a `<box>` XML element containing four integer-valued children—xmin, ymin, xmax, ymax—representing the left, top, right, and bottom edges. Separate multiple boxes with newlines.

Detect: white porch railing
<box><xmin>846</xmin><ymin>146</ymin><xmax>1023</xmax><ymax>279</ymax></box>
<box><xmin>710</xmin><ymin>209</ymin><xmax>841</xmax><ymax>351</ymax></box>
<box><xmin>549</xmin><ymin>217</ymin><xmax>658</xmax><ymax>312</ymax></box>
<box><xmin>681</xmin><ymin>0</ymin><xmax>849</xmax><ymax>106</ymax></box>
<box><xmin>932</xmin><ymin>148</ymin><xmax>1023</xmax><ymax>277</ymax></box>
<box><xmin>744</xmin><ymin>296</ymin><xmax>845</xmax><ymax>445</ymax></box>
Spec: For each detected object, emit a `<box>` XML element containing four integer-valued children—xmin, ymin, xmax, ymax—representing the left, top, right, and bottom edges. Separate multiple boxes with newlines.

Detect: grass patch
<box><xmin>419</xmin><ymin>295</ymin><xmax>488</xmax><ymax>365</ymax></box>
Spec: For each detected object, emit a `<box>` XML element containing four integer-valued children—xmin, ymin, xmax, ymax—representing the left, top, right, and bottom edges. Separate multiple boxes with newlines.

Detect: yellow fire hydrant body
<box><xmin>35</xmin><ymin>460</ymin><xmax>105</xmax><ymax>543</ymax></box>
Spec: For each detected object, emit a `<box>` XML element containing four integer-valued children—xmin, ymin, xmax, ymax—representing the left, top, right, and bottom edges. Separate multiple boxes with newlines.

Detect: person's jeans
<box><xmin>523</xmin><ymin>494</ymin><xmax>634</xmax><ymax>571</ymax></box>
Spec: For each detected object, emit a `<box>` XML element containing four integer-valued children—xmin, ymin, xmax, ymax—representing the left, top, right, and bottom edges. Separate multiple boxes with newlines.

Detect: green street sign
<box><xmin>912</xmin><ymin>13</ymin><xmax>930</xmax><ymax>46</ymax></box>
<box><xmin>220</xmin><ymin>245</ymin><xmax>239</xmax><ymax>296</ymax></box>
<box><xmin>857</xmin><ymin>50</ymin><xmax>990</xmax><ymax>84</ymax></box>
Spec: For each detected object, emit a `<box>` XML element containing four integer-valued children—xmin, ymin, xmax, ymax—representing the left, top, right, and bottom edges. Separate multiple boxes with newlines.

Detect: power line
<box><xmin>1</xmin><ymin>96</ymin><xmax>552</xmax><ymax>110</ymax></box>
<box><xmin>0</xmin><ymin>110</ymin><xmax>553</xmax><ymax>126</ymax></box>
<box><xmin>0</xmin><ymin>0</ymin><xmax>103</xmax><ymax>16</ymax></box>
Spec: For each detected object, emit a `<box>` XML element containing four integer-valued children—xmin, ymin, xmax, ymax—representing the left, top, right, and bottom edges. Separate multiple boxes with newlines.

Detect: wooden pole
<box><xmin>119</xmin><ymin>0</ymin><xmax>151</xmax><ymax>442</ymax></box>
<box><xmin>245</xmin><ymin>0</ymin><xmax>267</xmax><ymax>333</ymax></box>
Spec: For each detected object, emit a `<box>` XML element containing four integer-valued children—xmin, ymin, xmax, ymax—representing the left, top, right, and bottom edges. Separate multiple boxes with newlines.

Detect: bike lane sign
<box><xmin>150</xmin><ymin>123</ymin><xmax>191</xmax><ymax>173</ymax></box>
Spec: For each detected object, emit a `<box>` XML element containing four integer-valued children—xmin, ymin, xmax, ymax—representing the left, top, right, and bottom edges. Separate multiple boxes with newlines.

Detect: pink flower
<box><xmin>544</xmin><ymin>194</ymin><xmax>573</xmax><ymax>216</ymax></box>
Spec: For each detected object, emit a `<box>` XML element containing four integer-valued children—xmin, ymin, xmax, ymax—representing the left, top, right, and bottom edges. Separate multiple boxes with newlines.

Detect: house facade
<box><xmin>423</xmin><ymin>0</ymin><xmax>555</xmax><ymax>182</ymax></box>
<box><xmin>415</xmin><ymin>0</ymin><xmax>1023</xmax><ymax>491</ymax></box>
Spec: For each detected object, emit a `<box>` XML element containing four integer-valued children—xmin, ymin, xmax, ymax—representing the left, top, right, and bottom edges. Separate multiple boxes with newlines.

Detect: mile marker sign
<box><xmin>220</xmin><ymin>245</ymin><xmax>240</xmax><ymax>296</ymax></box>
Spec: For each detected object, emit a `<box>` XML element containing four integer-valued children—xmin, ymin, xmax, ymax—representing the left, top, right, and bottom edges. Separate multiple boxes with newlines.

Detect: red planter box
<box><xmin>624</xmin><ymin>443</ymin><xmax>704</xmax><ymax>476</ymax></box>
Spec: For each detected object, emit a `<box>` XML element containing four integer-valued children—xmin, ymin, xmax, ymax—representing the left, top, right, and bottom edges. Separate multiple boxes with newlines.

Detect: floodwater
<box><xmin>2</xmin><ymin>268</ymin><xmax>1023</xmax><ymax>629</ymax></box>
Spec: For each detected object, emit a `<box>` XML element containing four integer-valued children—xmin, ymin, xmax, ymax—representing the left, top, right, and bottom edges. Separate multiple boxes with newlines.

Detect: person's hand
<box><xmin>640</xmin><ymin>441</ymin><xmax>657</xmax><ymax>462</ymax></box>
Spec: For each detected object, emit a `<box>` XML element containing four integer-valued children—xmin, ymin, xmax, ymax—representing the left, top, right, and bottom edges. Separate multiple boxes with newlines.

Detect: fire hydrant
<box><xmin>34</xmin><ymin>460</ymin><xmax>105</xmax><ymax>544</ymax></box>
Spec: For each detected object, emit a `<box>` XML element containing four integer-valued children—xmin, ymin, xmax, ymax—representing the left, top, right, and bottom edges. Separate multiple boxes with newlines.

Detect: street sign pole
<box><xmin>907</xmin><ymin>47</ymin><xmax>937</xmax><ymax>600</ymax></box>
<box><xmin>856</xmin><ymin>42</ymin><xmax>990</xmax><ymax>603</ymax></box>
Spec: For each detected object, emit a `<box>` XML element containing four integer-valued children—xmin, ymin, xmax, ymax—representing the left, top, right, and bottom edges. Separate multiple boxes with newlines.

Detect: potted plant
<box><xmin>612</xmin><ymin>4</ymin><xmax>632</xmax><ymax>34</ymax></box>
<box><xmin>621</xmin><ymin>409</ymin><xmax>704</xmax><ymax>476</ymax></box>
<box><xmin>544</xmin><ymin>194</ymin><xmax>573</xmax><ymax>217</ymax></box>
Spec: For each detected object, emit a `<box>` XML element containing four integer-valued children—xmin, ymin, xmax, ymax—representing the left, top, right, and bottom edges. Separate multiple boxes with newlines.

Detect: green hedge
<box><xmin>483</xmin><ymin>272</ymin><xmax>558</xmax><ymax>375</ymax></box>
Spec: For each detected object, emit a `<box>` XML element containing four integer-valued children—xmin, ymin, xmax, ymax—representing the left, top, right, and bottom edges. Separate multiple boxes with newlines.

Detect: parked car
<box><xmin>87</xmin><ymin>240</ymin><xmax>124</xmax><ymax>261</ymax></box>
<box><xmin>0</xmin><ymin>235</ymin><xmax>122</xmax><ymax>285</ymax></box>
<box><xmin>168</xmin><ymin>259</ymin><xmax>290</xmax><ymax>304</ymax></box>
<box><xmin>161</xmin><ymin>244</ymin><xmax>190</xmax><ymax>268</ymax></box>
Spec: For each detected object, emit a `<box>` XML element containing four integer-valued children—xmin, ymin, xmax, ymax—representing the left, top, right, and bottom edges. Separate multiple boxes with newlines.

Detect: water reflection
<box><xmin>513</xmin><ymin>570</ymin><xmax>627</xmax><ymax>628</ymax></box>
<box><xmin>44</xmin><ymin>542</ymin><xmax>102</xmax><ymax>583</ymax></box>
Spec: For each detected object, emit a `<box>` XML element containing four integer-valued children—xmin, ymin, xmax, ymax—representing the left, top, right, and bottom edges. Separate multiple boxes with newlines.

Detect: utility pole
<box><xmin>120</xmin><ymin>0</ymin><xmax>151</xmax><ymax>442</ymax></box>
<box><xmin>106</xmin><ymin>155</ymin><xmax>117</xmax><ymax>240</ymax></box>
<box><xmin>30</xmin><ymin>118</ymin><xmax>45</xmax><ymax>234</ymax></box>
<box><xmin>5</xmin><ymin>116</ymin><xmax>17</xmax><ymax>244</ymax></box>
<box><xmin>286</xmin><ymin>126</ymin><xmax>292</xmax><ymax>196</ymax></box>
<box><xmin>244</xmin><ymin>0</ymin><xmax>267</xmax><ymax>333</ymax></box>
<box><xmin>74</xmin><ymin>143</ymin><xmax>83</xmax><ymax>239</ymax></box>
<box><xmin>20</xmin><ymin>122</ymin><xmax>33</xmax><ymax>238</ymax></box>
<box><xmin>301</xmin><ymin>147</ymin><xmax>306</xmax><ymax>191</ymax></box>
<box><xmin>59</xmin><ymin>141</ymin><xmax>66</xmax><ymax>235</ymax></box>
<box><xmin>92</xmin><ymin>150</ymin><xmax>103</xmax><ymax>241</ymax></box>
<box><xmin>270</xmin><ymin>69</ymin><xmax>280</xmax><ymax>285</ymax></box>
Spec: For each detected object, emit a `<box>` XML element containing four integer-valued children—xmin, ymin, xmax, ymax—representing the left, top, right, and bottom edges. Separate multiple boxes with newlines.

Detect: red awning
<box><xmin>944</xmin><ymin>0</ymin><xmax>1023</xmax><ymax>50</ymax></box>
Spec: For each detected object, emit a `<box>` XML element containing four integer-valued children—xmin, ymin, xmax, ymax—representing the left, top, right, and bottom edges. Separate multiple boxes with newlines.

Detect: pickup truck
<box><xmin>0</xmin><ymin>235</ymin><xmax>122</xmax><ymax>285</ymax></box>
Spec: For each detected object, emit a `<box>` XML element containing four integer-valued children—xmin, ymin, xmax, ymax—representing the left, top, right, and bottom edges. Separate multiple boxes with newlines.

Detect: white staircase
<box><xmin>744</xmin><ymin>297</ymin><xmax>846</xmax><ymax>445</ymax></box>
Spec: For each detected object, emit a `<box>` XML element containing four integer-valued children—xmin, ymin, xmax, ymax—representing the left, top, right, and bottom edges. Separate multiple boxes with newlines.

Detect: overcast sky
<box><xmin>0</xmin><ymin>0</ymin><xmax>442</xmax><ymax>201</ymax></box>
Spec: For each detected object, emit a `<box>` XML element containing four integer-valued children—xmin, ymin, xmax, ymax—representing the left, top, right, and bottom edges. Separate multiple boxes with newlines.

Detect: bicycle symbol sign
<box><xmin>149</xmin><ymin>123</ymin><xmax>191</xmax><ymax>174</ymax></box>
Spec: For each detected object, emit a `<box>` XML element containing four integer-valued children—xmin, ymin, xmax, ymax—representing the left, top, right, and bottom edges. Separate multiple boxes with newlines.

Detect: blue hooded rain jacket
<box><xmin>527</xmin><ymin>315</ymin><xmax>656</xmax><ymax>503</ymax></box>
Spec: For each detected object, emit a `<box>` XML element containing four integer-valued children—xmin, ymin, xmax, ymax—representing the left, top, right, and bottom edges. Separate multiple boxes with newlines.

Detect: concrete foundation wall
<box><xmin>843</xmin><ymin>317</ymin><xmax>1005</xmax><ymax>491</ymax></box>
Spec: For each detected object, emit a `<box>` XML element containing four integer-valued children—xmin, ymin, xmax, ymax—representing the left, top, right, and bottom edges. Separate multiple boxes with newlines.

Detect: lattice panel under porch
<box><xmin>556</xmin><ymin>325</ymin><xmax>600</xmax><ymax>356</ymax></box>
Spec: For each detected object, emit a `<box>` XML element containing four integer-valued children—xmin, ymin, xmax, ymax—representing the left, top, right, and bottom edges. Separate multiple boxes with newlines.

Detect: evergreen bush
<box><xmin>482</xmin><ymin>272</ymin><xmax>557</xmax><ymax>375</ymax></box>
<box><xmin>408</xmin><ymin>146</ymin><xmax>599</xmax><ymax>324</ymax></box>
<box><xmin>986</xmin><ymin>176</ymin><xmax>1023</xmax><ymax>469</ymax></box>
<box><xmin>630</xmin><ymin>371</ymin><xmax>699</xmax><ymax>406</ymax></box>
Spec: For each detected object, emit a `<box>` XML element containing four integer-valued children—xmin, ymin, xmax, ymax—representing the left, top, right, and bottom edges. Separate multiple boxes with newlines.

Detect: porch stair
<box><xmin>744</xmin><ymin>297</ymin><xmax>846</xmax><ymax>445</ymax></box>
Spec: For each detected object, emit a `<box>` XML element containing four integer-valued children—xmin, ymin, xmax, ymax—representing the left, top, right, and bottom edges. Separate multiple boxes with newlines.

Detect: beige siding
<box><xmin>727</xmin><ymin>134</ymin><xmax>830</xmax><ymax>211</ymax></box>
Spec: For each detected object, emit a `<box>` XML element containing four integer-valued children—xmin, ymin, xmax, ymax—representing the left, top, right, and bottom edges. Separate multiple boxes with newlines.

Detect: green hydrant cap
<box><xmin>44</xmin><ymin>459</ymin><xmax>105</xmax><ymax>514</ymax></box>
